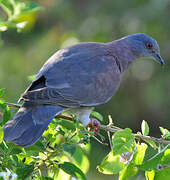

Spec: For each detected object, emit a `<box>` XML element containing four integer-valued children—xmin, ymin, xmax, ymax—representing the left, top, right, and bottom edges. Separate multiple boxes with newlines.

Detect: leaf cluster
<box><xmin>0</xmin><ymin>93</ymin><xmax>170</xmax><ymax>180</ymax></box>
<box><xmin>0</xmin><ymin>0</ymin><xmax>43</xmax><ymax>45</ymax></box>
<box><xmin>97</xmin><ymin>120</ymin><xmax>170</xmax><ymax>180</ymax></box>
<box><xmin>0</xmin><ymin>89</ymin><xmax>92</xmax><ymax>180</ymax></box>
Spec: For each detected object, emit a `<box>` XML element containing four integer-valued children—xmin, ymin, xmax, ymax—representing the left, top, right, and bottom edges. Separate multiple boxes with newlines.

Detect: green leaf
<box><xmin>119</xmin><ymin>164</ymin><xmax>138</xmax><ymax>180</ymax></box>
<box><xmin>17</xmin><ymin>153</ymin><xmax>35</xmax><ymax>164</ymax></box>
<box><xmin>0</xmin><ymin>126</ymin><xmax>4</xmax><ymax>143</ymax></box>
<box><xmin>160</xmin><ymin>127</ymin><xmax>170</xmax><ymax>140</ymax></box>
<box><xmin>139</xmin><ymin>144</ymin><xmax>170</xmax><ymax>171</ymax></box>
<box><xmin>112</xmin><ymin>128</ymin><xmax>136</xmax><ymax>155</ymax></box>
<box><xmin>0</xmin><ymin>88</ymin><xmax>5</xmax><ymax>97</ymax></box>
<box><xmin>63</xmin><ymin>144</ymin><xmax>77</xmax><ymax>156</ymax></box>
<box><xmin>57</xmin><ymin>119</ymin><xmax>76</xmax><ymax>130</ymax></box>
<box><xmin>0</xmin><ymin>99</ymin><xmax>6</xmax><ymax>110</ymax></box>
<box><xmin>0</xmin><ymin>140</ymin><xmax>9</xmax><ymax>152</ymax></box>
<box><xmin>52</xmin><ymin>165</ymin><xmax>60</xmax><ymax>179</ymax></box>
<box><xmin>16</xmin><ymin>2</ymin><xmax>43</xmax><ymax>15</ymax></box>
<box><xmin>0</xmin><ymin>0</ymin><xmax>13</xmax><ymax>17</ymax></box>
<box><xmin>90</xmin><ymin>111</ymin><xmax>103</xmax><ymax>122</ymax></box>
<box><xmin>0</xmin><ymin>0</ymin><xmax>43</xmax><ymax>34</ymax></box>
<box><xmin>0</xmin><ymin>100</ymin><xmax>11</xmax><ymax>125</ymax></box>
<box><xmin>72</xmin><ymin>146</ymin><xmax>90</xmax><ymax>174</ymax></box>
<box><xmin>14</xmin><ymin>164</ymin><xmax>34</xmax><ymax>180</ymax></box>
<box><xmin>133</xmin><ymin>143</ymin><xmax>148</xmax><ymax>165</ymax></box>
<box><xmin>119</xmin><ymin>143</ymin><xmax>147</xmax><ymax>180</ymax></box>
<box><xmin>25</xmin><ymin>143</ymin><xmax>46</xmax><ymax>152</ymax></box>
<box><xmin>97</xmin><ymin>151</ymin><xmax>125</xmax><ymax>174</ymax></box>
<box><xmin>63</xmin><ymin>144</ymin><xmax>90</xmax><ymax>173</ymax></box>
<box><xmin>36</xmin><ymin>177</ymin><xmax>53</xmax><ymax>180</ymax></box>
<box><xmin>3</xmin><ymin>106</ymin><xmax>11</xmax><ymax>124</ymax></box>
<box><xmin>146</xmin><ymin>167</ymin><xmax>170</xmax><ymax>180</ymax></box>
<box><xmin>143</xmin><ymin>139</ymin><xmax>157</xmax><ymax>149</ymax></box>
<box><xmin>59</xmin><ymin>162</ymin><xmax>87</xmax><ymax>180</ymax></box>
<box><xmin>145</xmin><ymin>170</ymin><xmax>155</xmax><ymax>180</ymax></box>
<box><xmin>10</xmin><ymin>148</ymin><xmax>22</xmax><ymax>155</ymax></box>
<box><xmin>154</xmin><ymin>167</ymin><xmax>170</xmax><ymax>180</ymax></box>
<box><xmin>161</xmin><ymin>148</ymin><xmax>170</xmax><ymax>167</ymax></box>
<box><xmin>141</xmin><ymin>120</ymin><xmax>149</xmax><ymax>136</ymax></box>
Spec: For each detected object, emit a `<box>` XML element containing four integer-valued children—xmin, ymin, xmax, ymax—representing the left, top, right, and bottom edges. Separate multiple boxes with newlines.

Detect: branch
<box><xmin>6</xmin><ymin>102</ymin><xmax>21</xmax><ymax>108</ymax></box>
<box><xmin>100</xmin><ymin>125</ymin><xmax>170</xmax><ymax>145</ymax></box>
<box><xmin>6</xmin><ymin>102</ymin><xmax>170</xmax><ymax>145</ymax></box>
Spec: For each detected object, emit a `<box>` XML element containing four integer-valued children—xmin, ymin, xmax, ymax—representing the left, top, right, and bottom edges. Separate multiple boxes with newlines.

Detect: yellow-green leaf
<box><xmin>59</xmin><ymin>162</ymin><xmax>87</xmax><ymax>180</ymax></box>
<box><xmin>119</xmin><ymin>143</ymin><xmax>148</xmax><ymax>180</ymax></box>
<box><xmin>119</xmin><ymin>164</ymin><xmax>138</xmax><ymax>180</ymax></box>
<box><xmin>112</xmin><ymin>128</ymin><xmax>136</xmax><ymax>155</ymax></box>
<box><xmin>0</xmin><ymin>88</ymin><xmax>5</xmax><ymax>97</ymax></box>
<box><xmin>139</xmin><ymin>144</ymin><xmax>170</xmax><ymax>171</ymax></box>
<box><xmin>145</xmin><ymin>170</ymin><xmax>155</xmax><ymax>180</ymax></box>
<box><xmin>133</xmin><ymin>143</ymin><xmax>148</xmax><ymax>165</ymax></box>
<box><xmin>97</xmin><ymin>152</ymin><xmax>125</xmax><ymax>174</ymax></box>
<box><xmin>160</xmin><ymin>127</ymin><xmax>170</xmax><ymax>140</ymax></box>
<box><xmin>141</xmin><ymin>120</ymin><xmax>149</xmax><ymax>136</ymax></box>
<box><xmin>0</xmin><ymin>126</ymin><xmax>4</xmax><ymax>143</ymax></box>
<box><xmin>154</xmin><ymin>167</ymin><xmax>170</xmax><ymax>180</ymax></box>
<box><xmin>90</xmin><ymin>111</ymin><xmax>103</xmax><ymax>122</ymax></box>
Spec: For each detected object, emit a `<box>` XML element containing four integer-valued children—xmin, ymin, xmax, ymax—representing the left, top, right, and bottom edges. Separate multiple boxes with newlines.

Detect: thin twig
<box><xmin>100</xmin><ymin>125</ymin><xmax>170</xmax><ymax>145</ymax></box>
<box><xmin>134</xmin><ymin>134</ymin><xmax>170</xmax><ymax>145</ymax></box>
<box><xmin>6</xmin><ymin>102</ymin><xmax>170</xmax><ymax>145</ymax></box>
<box><xmin>107</xmin><ymin>115</ymin><xmax>113</xmax><ymax>151</ymax></box>
<box><xmin>56</xmin><ymin>115</ymin><xmax>73</xmax><ymax>121</ymax></box>
<box><xmin>92</xmin><ymin>135</ymin><xmax>108</xmax><ymax>146</ymax></box>
<box><xmin>96</xmin><ymin>132</ymin><xmax>105</xmax><ymax>142</ymax></box>
<box><xmin>107</xmin><ymin>131</ymin><xmax>112</xmax><ymax>151</ymax></box>
<box><xmin>6</xmin><ymin>102</ymin><xmax>21</xmax><ymax>108</ymax></box>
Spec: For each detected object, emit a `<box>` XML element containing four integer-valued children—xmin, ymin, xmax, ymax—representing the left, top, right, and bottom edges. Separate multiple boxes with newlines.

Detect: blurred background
<box><xmin>0</xmin><ymin>0</ymin><xmax>170</xmax><ymax>179</ymax></box>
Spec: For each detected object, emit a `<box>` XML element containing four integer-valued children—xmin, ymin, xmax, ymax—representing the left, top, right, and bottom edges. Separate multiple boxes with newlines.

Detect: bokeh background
<box><xmin>0</xmin><ymin>0</ymin><xmax>170</xmax><ymax>179</ymax></box>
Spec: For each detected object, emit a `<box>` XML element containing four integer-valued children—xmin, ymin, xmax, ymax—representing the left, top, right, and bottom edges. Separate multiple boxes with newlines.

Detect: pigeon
<box><xmin>3</xmin><ymin>33</ymin><xmax>164</xmax><ymax>147</ymax></box>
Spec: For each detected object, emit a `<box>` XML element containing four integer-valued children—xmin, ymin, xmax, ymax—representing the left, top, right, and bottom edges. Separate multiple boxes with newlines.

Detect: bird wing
<box><xmin>21</xmin><ymin>42</ymin><xmax>121</xmax><ymax>107</ymax></box>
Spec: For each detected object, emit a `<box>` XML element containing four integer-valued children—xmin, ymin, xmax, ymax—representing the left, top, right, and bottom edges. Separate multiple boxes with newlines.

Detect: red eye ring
<box><xmin>146</xmin><ymin>42</ymin><xmax>153</xmax><ymax>49</ymax></box>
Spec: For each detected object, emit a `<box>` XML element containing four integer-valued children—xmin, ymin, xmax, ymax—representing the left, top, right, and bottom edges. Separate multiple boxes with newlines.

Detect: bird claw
<box><xmin>88</xmin><ymin>118</ymin><xmax>101</xmax><ymax>134</ymax></box>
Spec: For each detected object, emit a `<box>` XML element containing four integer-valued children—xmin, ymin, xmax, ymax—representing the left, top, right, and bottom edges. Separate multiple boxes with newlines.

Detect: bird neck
<box><xmin>108</xmin><ymin>38</ymin><xmax>139</xmax><ymax>73</ymax></box>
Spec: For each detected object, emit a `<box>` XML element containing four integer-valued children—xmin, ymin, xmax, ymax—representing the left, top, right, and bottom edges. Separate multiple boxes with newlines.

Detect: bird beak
<box><xmin>153</xmin><ymin>54</ymin><xmax>165</xmax><ymax>65</ymax></box>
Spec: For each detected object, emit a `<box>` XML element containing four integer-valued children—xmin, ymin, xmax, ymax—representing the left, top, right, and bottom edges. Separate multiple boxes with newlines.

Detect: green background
<box><xmin>0</xmin><ymin>0</ymin><xmax>169</xmax><ymax>179</ymax></box>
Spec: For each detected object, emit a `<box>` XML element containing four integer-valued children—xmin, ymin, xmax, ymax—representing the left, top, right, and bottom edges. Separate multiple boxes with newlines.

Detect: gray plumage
<box><xmin>3</xmin><ymin>33</ymin><xmax>164</xmax><ymax>147</ymax></box>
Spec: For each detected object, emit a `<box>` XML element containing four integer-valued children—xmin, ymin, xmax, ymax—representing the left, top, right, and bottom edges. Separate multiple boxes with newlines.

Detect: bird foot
<box><xmin>88</xmin><ymin>118</ymin><xmax>101</xmax><ymax>133</ymax></box>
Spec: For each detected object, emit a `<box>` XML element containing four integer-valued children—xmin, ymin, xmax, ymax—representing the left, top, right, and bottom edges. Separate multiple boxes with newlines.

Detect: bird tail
<box><xmin>3</xmin><ymin>103</ymin><xmax>63</xmax><ymax>147</ymax></box>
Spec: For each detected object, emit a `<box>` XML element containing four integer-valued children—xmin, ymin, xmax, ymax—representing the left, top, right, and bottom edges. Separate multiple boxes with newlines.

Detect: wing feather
<box><xmin>20</xmin><ymin>43</ymin><xmax>121</xmax><ymax>107</ymax></box>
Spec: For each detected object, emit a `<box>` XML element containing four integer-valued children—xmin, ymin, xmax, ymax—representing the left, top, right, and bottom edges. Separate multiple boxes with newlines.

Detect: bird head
<box><xmin>126</xmin><ymin>33</ymin><xmax>165</xmax><ymax>65</ymax></box>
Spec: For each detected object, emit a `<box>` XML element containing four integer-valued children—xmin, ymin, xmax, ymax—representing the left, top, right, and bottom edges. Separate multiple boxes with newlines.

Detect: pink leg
<box><xmin>88</xmin><ymin>118</ymin><xmax>101</xmax><ymax>133</ymax></box>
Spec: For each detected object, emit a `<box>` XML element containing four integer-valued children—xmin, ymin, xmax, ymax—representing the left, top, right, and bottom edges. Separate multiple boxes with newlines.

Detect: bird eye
<box><xmin>146</xmin><ymin>42</ymin><xmax>153</xmax><ymax>49</ymax></box>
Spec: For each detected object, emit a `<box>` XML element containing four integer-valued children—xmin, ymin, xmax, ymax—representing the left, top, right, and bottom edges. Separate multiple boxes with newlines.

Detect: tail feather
<box><xmin>3</xmin><ymin>104</ymin><xmax>63</xmax><ymax>147</ymax></box>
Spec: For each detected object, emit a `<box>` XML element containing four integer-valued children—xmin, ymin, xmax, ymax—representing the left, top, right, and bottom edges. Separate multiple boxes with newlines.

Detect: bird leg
<box><xmin>56</xmin><ymin>115</ymin><xmax>101</xmax><ymax>133</ymax></box>
<box><xmin>88</xmin><ymin>118</ymin><xmax>101</xmax><ymax>133</ymax></box>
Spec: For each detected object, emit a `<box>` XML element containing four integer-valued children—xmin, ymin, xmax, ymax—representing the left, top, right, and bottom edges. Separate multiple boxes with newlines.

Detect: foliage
<box><xmin>0</xmin><ymin>89</ymin><xmax>170</xmax><ymax>179</ymax></box>
<box><xmin>97</xmin><ymin>124</ymin><xmax>170</xmax><ymax>180</ymax></box>
<box><xmin>0</xmin><ymin>0</ymin><xmax>170</xmax><ymax>179</ymax></box>
<box><xmin>141</xmin><ymin>120</ymin><xmax>149</xmax><ymax>136</ymax></box>
<box><xmin>0</xmin><ymin>89</ymin><xmax>91</xmax><ymax>179</ymax></box>
<box><xmin>0</xmin><ymin>0</ymin><xmax>43</xmax><ymax>45</ymax></box>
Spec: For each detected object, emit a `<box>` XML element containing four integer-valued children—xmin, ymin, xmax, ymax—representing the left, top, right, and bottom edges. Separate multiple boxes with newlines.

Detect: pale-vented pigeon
<box><xmin>3</xmin><ymin>33</ymin><xmax>164</xmax><ymax>147</ymax></box>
